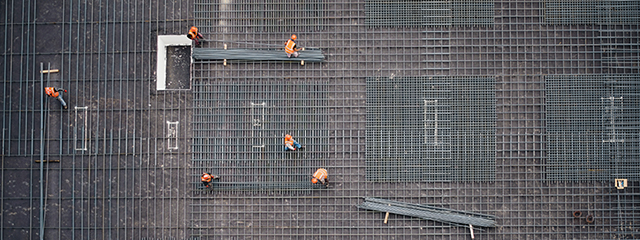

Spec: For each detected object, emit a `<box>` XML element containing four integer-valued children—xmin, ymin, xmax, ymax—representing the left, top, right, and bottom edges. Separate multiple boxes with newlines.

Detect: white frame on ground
<box><xmin>156</xmin><ymin>35</ymin><xmax>193</xmax><ymax>90</ymax></box>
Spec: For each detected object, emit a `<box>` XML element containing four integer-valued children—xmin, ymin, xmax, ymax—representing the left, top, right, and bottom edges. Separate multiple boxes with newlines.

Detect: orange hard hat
<box><xmin>190</xmin><ymin>26</ymin><xmax>198</xmax><ymax>33</ymax></box>
<box><xmin>311</xmin><ymin>178</ymin><xmax>318</xmax><ymax>184</ymax></box>
<box><xmin>291</xmin><ymin>34</ymin><xmax>297</xmax><ymax>40</ymax></box>
<box><xmin>285</xmin><ymin>134</ymin><xmax>292</xmax><ymax>140</ymax></box>
<box><xmin>202</xmin><ymin>173</ymin><xmax>211</xmax><ymax>180</ymax></box>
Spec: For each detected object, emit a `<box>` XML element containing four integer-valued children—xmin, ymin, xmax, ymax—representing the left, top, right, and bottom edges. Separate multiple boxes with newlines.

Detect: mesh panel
<box><xmin>191</xmin><ymin>79</ymin><xmax>329</xmax><ymax>192</ymax></box>
<box><xmin>546</xmin><ymin>74</ymin><xmax>640</xmax><ymax>181</ymax></box>
<box><xmin>366</xmin><ymin>76</ymin><xmax>496</xmax><ymax>182</ymax></box>
<box><xmin>195</xmin><ymin>0</ymin><xmax>325</xmax><ymax>33</ymax></box>
<box><xmin>544</xmin><ymin>0</ymin><xmax>640</xmax><ymax>24</ymax></box>
<box><xmin>364</xmin><ymin>0</ymin><xmax>494</xmax><ymax>27</ymax></box>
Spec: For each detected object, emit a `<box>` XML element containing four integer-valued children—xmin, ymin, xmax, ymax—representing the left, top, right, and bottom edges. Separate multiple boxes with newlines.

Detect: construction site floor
<box><xmin>1</xmin><ymin>0</ymin><xmax>639</xmax><ymax>239</ymax></box>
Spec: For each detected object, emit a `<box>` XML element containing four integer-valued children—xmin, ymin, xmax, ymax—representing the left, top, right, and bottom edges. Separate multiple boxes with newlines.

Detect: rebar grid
<box><xmin>364</xmin><ymin>0</ymin><xmax>494</xmax><ymax>27</ymax></box>
<box><xmin>546</xmin><ymin>74</ymin><xmax>640</xmax><ymax>181</ymax></box>
<box><xmin>365</xmin><ymin>76</ymin><xmax>496</xmax><ymax>182</ymax></box>
<box><xmin>187</xmin><ymin>0</ymin><xmax>639</xmax><ymax>239</ymax></box>
<box><xmin>543</xmin><ymin>0</ymin><xmax>640</xmax><ymax>25</ymax></box>
<box><xmin>194</xmin><ymin>0</ymin><xmax>325</xmax><ymax>33</ymax></box>
<box><xmin>191</xmin><ymin>78</ymin><xmax>330</xmax><ymax>192</ymax></box>
<box><xmin>2</xmin><ymin>0</ymin><xmax>640</xmax><ymax>239</ymax></box>
<box><xmin>1</xmin><ymin>0</ymin><xmax>192</xmax><ymax>239</ymax></box>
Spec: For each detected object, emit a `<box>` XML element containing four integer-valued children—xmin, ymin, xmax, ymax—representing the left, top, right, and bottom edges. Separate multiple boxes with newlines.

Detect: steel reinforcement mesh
<box><xmin>187</xmin><ymin>0</ymin><xmax>640</xmax><ymax>238</ymax></box>
<box><xmin>1</xmin><ymin>0</ymin><xmax>193</xmax><ymax>239</ymax></box>
<box><xmin>364</xmin><ymin>0</ymin><xmax>495</xmax><ymax>27</ymax></box>
<box><xmin>191</xmin><ymin>79</ymin><xmax>329</xmax><ymax>192</ymax></box>
<box><xmin>546</xmin><ymin>74</ymin><xmax>640</xmax><ymax>181</ymax></box>
<box><xmin>365</xmin><ymin>76</ymin><xmax>496</xmax><ymax>182</ymax></box>
<box><xmin>194</xmin><ymin>0</ymin><xmax>325</xmax><ymax>33</ymax></box>
<box><xmin>3</xmin><ymin>0</ymin><xmax>640</xmax><ymax>239</ymax></box>
<box><xmin>543</xmin><ymin>0</ymin><xmax>640</xmax><ymax>25</ymax></box>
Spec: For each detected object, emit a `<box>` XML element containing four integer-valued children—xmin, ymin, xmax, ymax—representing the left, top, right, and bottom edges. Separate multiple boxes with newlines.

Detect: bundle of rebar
<box><xmin>197</xmin><ymin>181</ymin><xmax>327</xmax><ymax>191</ymax></box>
<box><xmin>357</xmin><ymin>197</ymin><xmax>496</xmax><ymax>228</ymax></box>
<box><xmin>192</xmin><ymin>48</ymin><xmax>325</xmax><ymax>62</ymax></box>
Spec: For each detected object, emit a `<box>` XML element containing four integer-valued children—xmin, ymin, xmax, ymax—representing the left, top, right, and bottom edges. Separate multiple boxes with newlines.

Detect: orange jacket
<box><xmin>284</xmin><ymin>39</ymin><xmax>297</xmax><ymax>54</ymax></box>
<box><xmin>201</xmin><ymin>172</ymin><xmax>212</xmax><ymax>183</ymax></box>
<box><xmin>285</xmin><ymin>139</ymin><xmax>295</xmax><ymax>150</ymax></box>
<box><xmin>45</xmin><ymin>87</ymin><xmax>59</xmax><ymax>98</ymax></box>
<box><xmin>312</xmin><ymin>168</ymin><xmax>328</xmax><ymax>184</ymax></box>
<box><xmin>188</xmin><ymin>26</ymin><xmax>199</xmax><ymax>39</ymax></box>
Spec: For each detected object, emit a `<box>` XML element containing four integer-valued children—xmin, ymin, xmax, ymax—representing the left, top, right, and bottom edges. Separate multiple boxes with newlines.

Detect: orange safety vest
<box><xmin>313</xmin><ymin>168</ymin><xmax>327</xmax><ymax>183</ymax></box>
<box><xmin>284</xmin><ymin>39</ymin><xmax>296</xmax><ymax>54</ymax></box>
<box><xmin>285</xmin><ymin>139</ymin><xmax>295</xmax><ymax>149</ymax></box>
<box><xmin>201</xmin><ymin>173</ymin><xmax>212</xmax><ymax>182</ymax></box>
<box><xmin>188</xmin><ymin>26</ymin><xmax>198</xmax><ymax>39</ymax></box>
<box><xmin>45</xmin><ymin>87</ymin><xmax>59</xmax><ymax>98</ymax></box>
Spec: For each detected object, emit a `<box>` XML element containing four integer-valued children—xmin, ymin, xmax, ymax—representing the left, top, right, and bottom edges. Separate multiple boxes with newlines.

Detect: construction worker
<box><xmin>44</xmin><ymin>87</ymin><xmax>68</xmax><ymax>109</ymax></box>
<box><xmin>187</xmin><ymin>26</ymin><xmax>204</xmax><ymax>47</ymax></box>
<box><xmin>284</xmin><ymin>34</ymin><xmax>302</xmax><ymax>58</ymax></box>
<box><xmin>312</xmin><ymin>168</ymin><xmax>329</xmax><ymax>187</ymax></box>
<box><xmin>284</xmin><ymin>134</ymin><xmax>305</xmax><ymax>151</ymax></box>
<box><xmin>201</xmin><ymin>172</ymin><xmax>219</xmax><ymax>188</ymax></box>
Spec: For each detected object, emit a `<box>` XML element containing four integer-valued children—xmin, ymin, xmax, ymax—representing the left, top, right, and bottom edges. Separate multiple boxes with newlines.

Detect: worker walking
<box><xmin>187</xmin><ymin>26</ymin><xmax>204</xmax><ymax>47</ymax></box>
<box><xmin>312</xmin><ymin>168</ymin><xmax>329</xmax><ymax>187</ymax></box>
<box><xmin>284</xmin><ymin>134</ymin><xmax>305</xmax><ymax>151</ymax></box>
<box><xmin>45</xmin><ymin>87</ymin><xmax>68</xmax><ymax>109</ymax></box>
<box><xmin>201</xmin><ymin>172</ymin><xmax>219</xmax><ymax>188</ymax></box>
<box><xmin>284</xmin><ymin>34</ymin><xmax>302</xmax><ymax>58</ymax></box>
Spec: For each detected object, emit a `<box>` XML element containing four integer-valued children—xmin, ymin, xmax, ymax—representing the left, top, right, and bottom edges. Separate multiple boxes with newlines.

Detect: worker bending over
<box><xmin>45</xmin><ymin>87</ymin><xmax>68</xmax><ymax>109</ymax></box>
<box><xmin>284</xmin><ymin>134</ymin><xmax>305</xmax><ymax>151</ymax></box>
<box><xmin>201</xmin><ymin>172</ymin><xmax>219</xmax><ymax>188</ymax></box>
<box><xmin>187</xmin><ymin>26</ymin><xmax>204</xmax><ymax>47</ymax></box>
<box><xmin>312</xmin><ymin>168</ymin><xmax>329</xmax><ymax>187</ymax></box>
<box><xmin>284</xmin><ymin>34</ymin><xmax>302</xmax><ymax>58</ymax></box>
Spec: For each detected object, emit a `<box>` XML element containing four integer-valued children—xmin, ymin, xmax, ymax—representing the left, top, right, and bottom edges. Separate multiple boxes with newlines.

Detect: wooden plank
<box><xmin>35</xmin><ymin>159</ymin><xmax>60</xmax><ymax>163</ymax></box>
<box><xmin>40</xmin><ymin>69</ymin><xmax>59</xmax><ymax>74</ymax></box>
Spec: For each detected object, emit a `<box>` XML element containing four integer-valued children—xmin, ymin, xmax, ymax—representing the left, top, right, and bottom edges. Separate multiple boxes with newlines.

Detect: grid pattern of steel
<box><xmin>1</xmin><ymin>0</ymin><xmax>192</xmax><ymax>239</ymax></box>
<box><xmin>191</xmin><ymin>79</ymin><xmax>329</xmax><ymax>192</ymax></box>
<box><xmin>365</xmin><ymin>76</ymin><xmax>495</xmax><ymax>182</ymax></box>
<box><xmin>364</xmin><ymin>0</ymin><xmax>494</xmax><ymax>27</ymax></box>
<box><xmin>2</xmin><ymin>0</ymin><xmax>640</xmax><ymax>239</ymax></box>
<box><xmin>544</xmin><ymin>0</ymin><xmax>640</xmax><ymax>25</ymax></box>
<box><xmin>194</xmin><ymin>0</ymin><xmax>325</xmax><ymax>33</ymax></box>
<box><xmin>546</xmin><ymin>74</ymin><xmax>640</xmax><ymax>181</ymax></box>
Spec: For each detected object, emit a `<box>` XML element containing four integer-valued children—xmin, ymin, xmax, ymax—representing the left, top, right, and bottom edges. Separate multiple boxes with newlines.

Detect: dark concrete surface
<box><xmin>2</xmin><ymin>0</ymin><xmax>640</xmax><ymax>239</ymax></box>
<box><xmin>166</xmin><ymin>46</ymin><xmax>191</xmax><ymax>90</ymax></box>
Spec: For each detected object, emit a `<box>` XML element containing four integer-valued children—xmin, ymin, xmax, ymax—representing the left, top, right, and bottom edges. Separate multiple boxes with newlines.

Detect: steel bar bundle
<box><xmin>192</xmin><ymin>48</ymin><xmax>325</xmax><ymax>62</ymax></box>
<box><xmin>197</xmin><ymin>181</ymin><xmax>326</xmax><ymax>191</ymax></box>
<box><xmin>357</xmin><ymin>197</ymin><xmax>496</xmax><ymax>228</ymax></box>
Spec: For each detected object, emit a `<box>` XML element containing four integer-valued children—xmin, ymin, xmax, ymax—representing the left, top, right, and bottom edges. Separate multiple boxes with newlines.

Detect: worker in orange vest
<box><xmin>284</xmin><ymin>134</ymin><xmax>305</xmax><ymax>151</ymax></box>
<box><xmin>44</xmin><ymin>87</ymin><xmax>68</xmax><ymax>109</ymax></box>
<box><xmin>187</xmin><ymin>26</ymin><xmax>204</xmax><ymax>47</ymax></box>
<box><xmin>201</xmin><ymin>172</ymin><xmax>219</xmax><ymax>188</ymax></box>
<box><xmin>312</xmin><ymin>168</ymin><xmax>328</xmax><ymax>187</ymax></box>
<box><xmin>284</xmin><ymin>34</ymin><xmax>302</xmax><ymax>58</ymax></box>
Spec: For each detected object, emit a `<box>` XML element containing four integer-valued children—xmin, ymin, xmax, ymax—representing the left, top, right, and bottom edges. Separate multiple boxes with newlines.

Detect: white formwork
<box><xmin>156</xmin><ymin>35</ymin><xmax>193</xmax><ymax>91</ymax></box>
